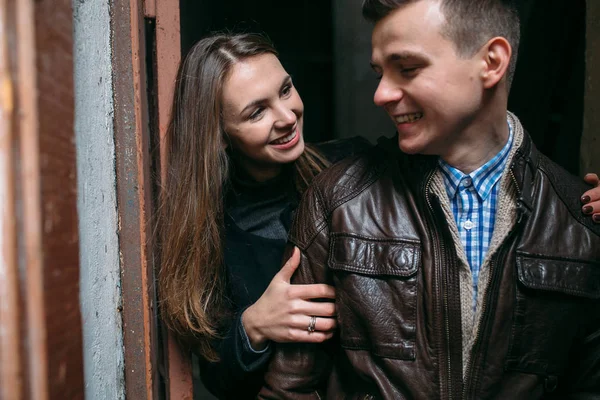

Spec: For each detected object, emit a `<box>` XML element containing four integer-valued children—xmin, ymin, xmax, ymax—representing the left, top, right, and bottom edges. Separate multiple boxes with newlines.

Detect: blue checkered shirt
<box><xmin>438</xmin><ymin>122</ymin><xmax>513</xmax><ymax>310</ymax></box>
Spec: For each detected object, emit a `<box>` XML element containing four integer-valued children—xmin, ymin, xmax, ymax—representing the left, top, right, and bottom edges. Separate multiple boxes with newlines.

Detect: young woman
<box><xmin>157</xmin><ymin>33</ymin><xmax>370</xmax><ymax>399</ymax></box>
<box><xmin>157</xmin><ymin>33</ymin><xmax>600</xmax><ymax>399</ymax></box>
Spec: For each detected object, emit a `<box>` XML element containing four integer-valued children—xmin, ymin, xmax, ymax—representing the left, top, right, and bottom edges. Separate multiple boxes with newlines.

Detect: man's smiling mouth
<box><xmin>395</xmin><ymin>112</ymin><xmax>423</xmax><ymax>124</ymax></box>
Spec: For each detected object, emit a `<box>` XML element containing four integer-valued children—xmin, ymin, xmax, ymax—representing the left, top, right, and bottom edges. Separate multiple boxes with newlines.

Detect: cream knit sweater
<box><xmin>428</xmin><ymin>112</ymin><xmax>524</xmax><ymax>374</ymax></box>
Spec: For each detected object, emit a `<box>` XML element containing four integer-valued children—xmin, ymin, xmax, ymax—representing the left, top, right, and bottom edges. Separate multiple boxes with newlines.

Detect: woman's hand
<box><xmin>242</xmin><ymin>247</ymin><xmax>337</xmax><ymax>350</ymax></box>
<box><xmin>582</xmin><ymin>173</ymin><xmax>600</xmax><ymax>223</ymax></box>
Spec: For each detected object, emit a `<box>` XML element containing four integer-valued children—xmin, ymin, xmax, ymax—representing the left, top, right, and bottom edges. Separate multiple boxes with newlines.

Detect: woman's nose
<box><xmin>275</xmin><ymin>105</ymin><xmax>297</xmax><ymax>128</ymax></box>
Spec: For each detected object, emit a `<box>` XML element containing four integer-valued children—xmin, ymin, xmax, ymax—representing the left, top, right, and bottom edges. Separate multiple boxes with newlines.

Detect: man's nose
<box><xmin>373</xmin><ymin>78</ymin><xmax>403</xmax><ymax>108</ymax></box>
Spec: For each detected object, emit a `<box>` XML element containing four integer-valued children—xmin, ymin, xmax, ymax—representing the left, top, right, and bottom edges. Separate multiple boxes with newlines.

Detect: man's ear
<box><xmin>480</xmin><ymin>36</ymin><xmax>512</xmax><ymax>89</ymax></box>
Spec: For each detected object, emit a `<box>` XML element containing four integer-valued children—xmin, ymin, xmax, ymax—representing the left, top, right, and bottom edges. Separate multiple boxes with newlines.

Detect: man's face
<box><xmin>370</xmin><ymin>0</ymin><xmax>485</xmax><ymax>156</ymax></box>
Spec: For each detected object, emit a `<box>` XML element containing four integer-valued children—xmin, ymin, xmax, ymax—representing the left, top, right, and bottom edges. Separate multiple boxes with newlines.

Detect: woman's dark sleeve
<box><xmin>196</xmin><ymin>311</ymin><xmax>273</xmax><ymax>399</ymax></box>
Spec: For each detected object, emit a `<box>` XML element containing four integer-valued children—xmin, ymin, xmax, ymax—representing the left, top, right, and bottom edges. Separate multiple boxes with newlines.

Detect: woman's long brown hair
<box><xmin>157</xmin><ymin>33</ymin><xmax>330</xmax><ymax>361</ymax></box>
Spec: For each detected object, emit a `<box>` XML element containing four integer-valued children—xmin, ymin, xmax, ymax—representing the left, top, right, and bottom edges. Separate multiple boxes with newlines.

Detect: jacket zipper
<box><xmin>461</xmin><ymin>248</ymin><xmax>506</xmax><ymax>398</ymax></box>
<box><xmin>424</xmin><ymin>168</ymin><xmax>525</xmax><ymax>398</ymax></box>
<box><xmin>462</xmin><ymin>169</ymin><xmax>524</xmax><ymax>398</ymax></box>
<box><xmin>425</xmin><ymin>172</ymin><xmax>461</xmax><ymax>400</ymax></box>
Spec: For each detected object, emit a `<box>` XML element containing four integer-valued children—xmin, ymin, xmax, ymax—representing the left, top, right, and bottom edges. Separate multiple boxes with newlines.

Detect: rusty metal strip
<box><xmin>144</xmin><ymin>0</ymin><xmax>156</xmax><ymax>18</ymax></box>
<box><xmin>164</xmin><ymin>334</ymin><xmax>193</xmax><ymax>400</ymax></box>
<box><xmin>155</xmin><ymin>0</ymin><xmax>180</xmax><ymax>184</ymax></box>
<box><xmin>0</xmin><ymin>0</ymin><xmax>23</xmax><ymax>398</ymax></box>
<box><xmin>153</xmin><ymin>1</ymin><xmax>194</xmax><ymax>398</ymax></box>
<box><xmin>112</xmin><ymin>0</ymin><xmax>159</xmax><ymax>398</ymax></box>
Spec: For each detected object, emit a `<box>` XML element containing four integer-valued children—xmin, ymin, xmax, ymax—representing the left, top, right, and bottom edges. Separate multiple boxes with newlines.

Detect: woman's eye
<box><xmin>282</xmin><ymin>84</ymin><xmax>292</xmax><ymax>97</ymax></box>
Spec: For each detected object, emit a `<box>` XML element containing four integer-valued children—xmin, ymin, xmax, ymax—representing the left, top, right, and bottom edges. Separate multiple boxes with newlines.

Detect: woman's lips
<box><xmin>270</xmin><ymin>127</ymin><xmax>300</xmax><ymax>149</ymax></box>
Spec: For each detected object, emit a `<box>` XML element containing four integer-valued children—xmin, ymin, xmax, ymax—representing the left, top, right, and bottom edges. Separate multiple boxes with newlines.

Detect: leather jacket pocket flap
<box><xmin>329</xmin><ymin>234</ymin><xmax>420</xmax><ymax>277</ymax></box>
<box><xmin>517</xmin><ymin>255</ymin><xmax>600</xmax><ymax>299</ymax></box>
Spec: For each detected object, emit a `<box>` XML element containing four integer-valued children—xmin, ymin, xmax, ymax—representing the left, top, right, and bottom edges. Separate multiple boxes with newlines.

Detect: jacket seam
<box><xmin>328</xmin><ymin>163</ymin><xmax>385</xmax><ymax>212</ymax></box>
<box><xmin>516</xmin><ymin>281</ymin><xmax>599</xmax><ymax>298</ymax></box>
<box><xmin>537</xmin><ymin>163</ymin><xmax>600</xmax><ymax>239</ymax></box>
<box><xmin>582</xmin><ymin>326</ymin><xmax>600</xmax><ymax>345</ymax></box>
<box><xmin>293</xmin><ymin>185</ymin><xmax>329</xmax><ymax>251</ymax></box>
<box><xmin>516</xmin><ymin>259</ymin><xmax>600</xmax><ymax>298</ymax></box>
<box><xmin>297</xmin><ymin>160</ymin><xmax>385</xmax><ymax>250</ymax></box>
<box><xmin>329</xmin><ymin>232</ymin><xmax>421</xmax><ymax>245</ymax></box>
<box><xmin>517</xmin><ymin>251</ymin><xmax>599</xmax><ymax>266</ymax></box>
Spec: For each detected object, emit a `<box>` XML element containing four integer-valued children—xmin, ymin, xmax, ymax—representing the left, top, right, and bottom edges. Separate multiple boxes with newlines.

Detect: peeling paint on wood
<box><xmin>0</xmin><ymin>0</ymin><xmax>84</xmax><ymax>398</ymax></box>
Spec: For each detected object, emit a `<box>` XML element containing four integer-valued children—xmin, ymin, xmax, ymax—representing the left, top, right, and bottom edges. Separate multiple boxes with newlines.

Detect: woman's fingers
<box><xmin>289</xmin><ymin>283</ymin><xmax>336</xmax><ymax>300</ymax></box>
<box><xmin>282</xmin><ymin>316</ymin><xmax>337</xmax><ymax>343</ymax></box>
<box><xmin>583</xmin><ymin>173</ymin><xmax>599</xmax><ymax>186</ymax></box>
<box><xmin>581</xmin><ymin>174</ymin><xmax>600</xmax><ymax>223</ymax></box>
<box><xmin>277</xmin><ymin>247</ymin><xmax>301</xmax><ymax>282</ymax></box>
<box><xmin>582</xmin><ymin>200</ymin><xmax>600</xmax><ymax>215</ymax></box>
<box><xmin>300</xmin><ymin>315</ymin><xmax>336</xmax><ymax>335</ymax></box>
<box><xmin>295</xmin><ymin>314</ymin><xmax>336</xmax><ymax>332</ymax></box>
<box><xmin>311</xmin><ymin>315</ymin><xmax>337</xmax><ymax>332</ymax></box>
<box><xmin>288</xmin><ymin>300</ymin><xmax>336</xmax><ymax>318</ymax></box>
<box><xmin>286</xmin><ymin>330</ymin><xmax>334</xmax><ymax>343</ymax></box>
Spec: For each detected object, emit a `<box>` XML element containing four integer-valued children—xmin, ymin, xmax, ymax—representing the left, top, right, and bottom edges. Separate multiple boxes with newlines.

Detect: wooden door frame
<box><xmin>111</xmin><ymin>0</ymin><xmax>191</xmax><ymax>399</ymax></box>
<box><xmin>111</xmin><ymin>0</ymin><xmax>158</xmax><ymax>397</ymax></box>
<box><xmin>0</xmin><ymin>0</ymin><xmax>84</xmax><ymax>398</ymax></box>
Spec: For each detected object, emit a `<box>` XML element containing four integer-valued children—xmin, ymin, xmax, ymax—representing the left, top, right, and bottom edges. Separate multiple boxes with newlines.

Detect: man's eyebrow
<box><xmin>371</xmin><ymin>51</ymin><xmax>429</xmax><ymax>69</ymax></box>
<box><xmin>240</xmin><ymin>75</ymin><xmax>292</xmax><ymax>115</ymax></box>
<box><xmin>388</xmin><ymin>51</ymin><xmax>425</xmax><ymax>61</ymax></box>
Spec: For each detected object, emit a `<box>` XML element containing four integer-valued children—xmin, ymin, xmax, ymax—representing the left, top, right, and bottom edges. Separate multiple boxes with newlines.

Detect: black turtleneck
<box><xmin>224</xmin><ymin>164</ymin><xmax>298</xmax><ymax>309</ymax></box>
<box><xmin>226</xmin><ymin>164</ymin><xmax>297</xmax><ymax>240</ymax></box>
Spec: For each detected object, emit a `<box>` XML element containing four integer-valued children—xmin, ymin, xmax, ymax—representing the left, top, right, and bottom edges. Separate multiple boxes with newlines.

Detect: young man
<box><xmin>258</xmin><ymin>0</ymin><xmax>600</xmax><ymax>398</ymax></box>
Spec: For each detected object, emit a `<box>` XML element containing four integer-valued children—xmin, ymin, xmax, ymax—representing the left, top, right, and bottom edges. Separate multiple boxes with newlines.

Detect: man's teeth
<box><xmin>272</xmin><ymin>130</ymin><xmax>296</xmax><ymax>145</ymax></box>
<box><xmin>395</xmin><ymin>112</ymin><xmax>423</xmax><ymax>124</ymax></box>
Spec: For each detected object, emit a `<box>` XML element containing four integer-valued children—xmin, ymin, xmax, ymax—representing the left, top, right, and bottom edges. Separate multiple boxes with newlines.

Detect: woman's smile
<box><xmin>269</xmin><ymin>126</ymin><xmax>300</xmax><ymax>149</ymax></box>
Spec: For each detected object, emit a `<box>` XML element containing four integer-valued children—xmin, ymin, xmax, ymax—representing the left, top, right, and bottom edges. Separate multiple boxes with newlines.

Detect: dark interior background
<box><xmin>509</xmin><ymin>0</ymin><xmax>586</xmax><ymax>174</ymax></box>
<box><xmin>180</xmin><ymin>0</ymin><xmax>335</xmax><ymax>144</ymax></box>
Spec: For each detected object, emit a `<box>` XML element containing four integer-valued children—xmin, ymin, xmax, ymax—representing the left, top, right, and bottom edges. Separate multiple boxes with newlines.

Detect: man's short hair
<box><xmin>362</xmin><ymin>0</ymin><xmax>521</xmax><ymax>88</ymax></box>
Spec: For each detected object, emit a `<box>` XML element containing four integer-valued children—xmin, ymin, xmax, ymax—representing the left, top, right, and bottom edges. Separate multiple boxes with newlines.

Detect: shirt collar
<box><xmin>439</xmin><ymin>120</ymin><xmax>514</xmax><ymax>201</ymax></box>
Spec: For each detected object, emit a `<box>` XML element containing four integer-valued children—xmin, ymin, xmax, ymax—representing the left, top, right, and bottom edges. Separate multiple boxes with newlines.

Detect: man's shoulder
<box><xmin>290</xmin><ymin>145</ymin><xmax>392</xmax><ymax>250</ymax></box>
<box><xmin>313</xmin><ymin>136</ymin><xmax>373</xmax><ymax>165</ymax></box>
<box><xmin>310</xmin><ymin>143</ymin><xmax>388</xmax><ymax>208</ymax></box>
<box><xmin>536</xmin><ymin>153</ymin><xmax>600</xmax><ymax>235</ymax></box>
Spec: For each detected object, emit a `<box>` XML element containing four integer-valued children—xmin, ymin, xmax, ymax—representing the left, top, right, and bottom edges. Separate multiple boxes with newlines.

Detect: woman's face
<box><xmin>221</xmin><ymin>53</ymin><xmax>305</xmax><ymax>181</ymax></box>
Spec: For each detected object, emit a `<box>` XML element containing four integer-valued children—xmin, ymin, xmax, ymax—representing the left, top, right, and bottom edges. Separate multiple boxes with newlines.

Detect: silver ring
<box><xmin>307</xmin><ymin>316</ymin><xmax>317</xmax><ymax>333</ymax></box>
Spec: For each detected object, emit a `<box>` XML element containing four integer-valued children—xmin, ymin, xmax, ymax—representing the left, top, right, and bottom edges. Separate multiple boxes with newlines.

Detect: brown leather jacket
<box><xmin>258</xmin><ymin>128</ymin><xmax>600</xmax><ymax>399</ymax></box>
